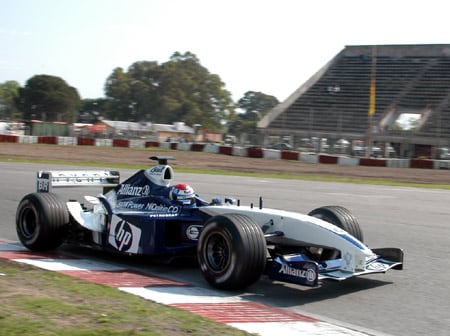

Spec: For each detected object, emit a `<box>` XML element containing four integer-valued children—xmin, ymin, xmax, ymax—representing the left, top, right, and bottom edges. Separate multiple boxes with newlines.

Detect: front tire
<box><xmin>307</xmin><ymin>205</ymin><xmax>363</xmax><ymax>260</ymax></box>
<box><xmin>197</xmin><ymin>214</ymin><xmax>266</xmax><ymax>290</ymax></box>
<box><xmin>308</xmin><ymin>205</ymin><xmax>363</xmax><ymax>241</ymax></box>
<box><xmin>16</xmin><ymin>192</ymin><xmax>69</xmax><ymax>251</ymax></box>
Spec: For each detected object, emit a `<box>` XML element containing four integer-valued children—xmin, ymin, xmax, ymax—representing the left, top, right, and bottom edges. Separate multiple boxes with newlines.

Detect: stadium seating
<box><xmin>262</xmin><ymin>45</ymin><xmax>450</xmax><ymax>144</ymax></box>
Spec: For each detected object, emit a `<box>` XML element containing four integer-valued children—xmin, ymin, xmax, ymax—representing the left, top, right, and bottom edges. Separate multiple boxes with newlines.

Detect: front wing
<box><xmin>267</xmin><ymin>248</ymin><xmax>403</xmax><ymax>287</ymax></box>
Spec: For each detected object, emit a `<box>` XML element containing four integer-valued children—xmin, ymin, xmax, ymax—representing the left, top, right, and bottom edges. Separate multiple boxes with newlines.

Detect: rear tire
<box><xmin>16</xmin><ymin>193</ymin><xmax>69</xmax><ymax>251</ymax></box>
<box><xmin>197</xmin><ymin>214</ymin><xmax>266</xmax><ymax>290</ymax></box>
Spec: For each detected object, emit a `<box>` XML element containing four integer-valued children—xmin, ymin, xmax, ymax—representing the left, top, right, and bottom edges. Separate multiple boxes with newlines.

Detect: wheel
<box><xmin>16</xmin><ymin>192</ymin><xmax>69</xmax><ymax>251</ymax></box>
<box><xmin>307</xmin><ymin>205</ymin><xmax>363</xmax><ymax>260</ymax></box>
<box><xmin>197</xmin><ymin>214</ymin><xmax>266</xmax><ymax>290</ymax></box>
<box><xmin>308</xmin><ymin>205</ymin><xmax>363</xmax><ymax>241</ymax></box>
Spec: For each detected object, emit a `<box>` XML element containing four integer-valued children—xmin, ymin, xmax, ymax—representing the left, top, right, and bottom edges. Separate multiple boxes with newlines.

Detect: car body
<box><xmin>16</xmin><ymin>156</ymin><xmax>403</xmax><ymax>290</ymax></box>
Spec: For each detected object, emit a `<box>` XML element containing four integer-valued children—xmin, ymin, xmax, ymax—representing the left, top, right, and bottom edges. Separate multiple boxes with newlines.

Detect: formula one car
<box><xmin>16</xmin><ymin>156</ymin><xmax>403</xmax><ymax>290</ymax></box>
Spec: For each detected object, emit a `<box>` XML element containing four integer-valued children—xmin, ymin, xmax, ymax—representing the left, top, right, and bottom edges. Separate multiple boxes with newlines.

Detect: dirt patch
<box><xmin>1</xmin><ymin>142</ymin><xmax>449</xmax><ymax>184</ymax></box>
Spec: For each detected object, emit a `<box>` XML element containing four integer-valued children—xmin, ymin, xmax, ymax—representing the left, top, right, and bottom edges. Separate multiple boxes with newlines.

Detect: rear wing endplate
<box><xmin>37</xmin><ymin>170</ymin><xmax>120</xmax><ymax>193</ymax></box>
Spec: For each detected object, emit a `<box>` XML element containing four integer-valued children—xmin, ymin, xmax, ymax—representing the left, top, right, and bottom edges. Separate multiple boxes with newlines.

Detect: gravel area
<box><xmin>1</xmin><ymin>142</ymin><xmax>450</xmax><ymax>184</ymax></box>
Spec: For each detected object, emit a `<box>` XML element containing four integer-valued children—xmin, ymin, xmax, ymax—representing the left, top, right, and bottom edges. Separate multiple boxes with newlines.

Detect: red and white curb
<box><xmin>0</xmin><ymin>241</ymin><xmax>376</xmax><ymax>335</ymax></box>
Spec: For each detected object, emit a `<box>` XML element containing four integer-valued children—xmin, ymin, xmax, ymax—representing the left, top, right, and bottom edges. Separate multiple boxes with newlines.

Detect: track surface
<box><xmin>1</xmin><ymin>162</ymin><xmax>450</xmax><ymax>336</ymax></box>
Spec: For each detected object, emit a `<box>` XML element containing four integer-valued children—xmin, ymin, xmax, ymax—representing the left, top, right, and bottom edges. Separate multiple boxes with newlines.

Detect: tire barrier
<box><xmin>219</xmin><ymin>146</ymin><xmax>233</xmax><ymax>156</ymax></box>
<box><xmin>434</xmin><ymin>160</ymin><xmax>450</xmax><ymax>169</ymax></box>
<box><xmin>410</xmin><ymin>159</ymin><xmax>434</xmax><ymax>169</ymax></box>
<box><xmin>299</xmin><ymin>153</ymin><xmax>319</xmax><ymax>164</ymax></box>
<box><xmin>37</xmin><ymin>136</ymin><xmax>58</xmax><ymax>145</ymax></box>
<box><xmin>359</xmin><ymin>158</ymin><xmax>387</xmax><ymax>167</ymax></box>
<box><xmin>1</xmin><ymin>135</ymin><xmax>448</xmax><ymax>170</ymax></box>
<box><xmin>95</xmin><ymin>139</ymin><xmax>113</xmax><ymax>147</ymax></box>
<box><xmin>57</xmin><ymin>137</ymin><xmax>77</xmax><ymax>146</ymax></box>
<box><xmin>145</xmin><ymin>141</ymin><xmax>160</xmax><ymax>148</ymax></box>
<box><xmin>0</xmin><ymin>134</ymin><xmax>19</xmax><ymax>143</ymax></box>
<box><xmin>112</xmin><ymin>138</ymin><xmax>129</xmax><ymax>148</ymax></box>
<box><xmin>337</xmin><ymin>156</ymin><xmax>359</xmax><ymax>166</ymax></box>
<box><xmin>176</xmin><ymin>142</ymin><xmax>192</xmax><ymax>151</ymax></box>
<box><xmin>319</xmin><ymin>154</ymin><xmax>339</xmax><ymax>164</ymax></box>
<box><xmin>247</xmin><ymin>147</ymin><xmax>263</xmax><ymax>158</ymax></box>
<box><xmin>263</xmin><ymin>149</ymin><xmax>282</xmax><ymax>160</ymax></box>
<box><xmin>191</xmin><ymin>143</ymin><xmax>205</xmax><ymax>152</ymax></box>
<box><xmin>77</xmin><ymin>137</ymin><xmax>96</xmax><ymax>146</ymax></box>
<box><xmin>203</xmin><ymin>143</ymin><xmax>219</xmax><ymax>154</ymax></box>
<box><xmin>281</xmin><ymin>150</ymin><xmax>300</xmax><ymax>161</ymax></box>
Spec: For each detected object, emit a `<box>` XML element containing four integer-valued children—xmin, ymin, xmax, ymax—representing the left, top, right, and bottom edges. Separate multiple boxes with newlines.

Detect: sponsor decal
<box><xmin>145</xmin><ymin>203</ymin><xmax>179</xmax><ymax>213</ymax></box>
<box><xmin>117</xmin><ymin>201</ymin><xmax>180</xmax><ymax>215</ymax></box>
<box><xmin>148</xmin><ymin>213</ymin><xmax>178</xmax><ymax>218</ymax></box>
<box><xmin>117</xmin><ymin>184</ymin><xmax>150</xmax><ymax>197</ymax></box>
<box><xmin>186</xmin><ymin>225</ymin><xmax>202</xmax><ymax>240</ymax></box>
<box><xmin>366</xmin><ymin>261</ymin><xmax>389</xmax><ymax>271</ymax></box>
<box><xmin>269</xmin><ymin>257</ymin><xmax>318</xmax><ymax>286</ymax></box>
<box><xmin>149</xmin><ymin>166</ymin><xmax>165</xmax><ymax>174</ymax></box>
<box><xmin>117</xmin><ymin>201</ymin><xmax>145</xmax><ymax>210</ymax></box>
<box><xmin>278</xmin><ymin>264</ymin><xmax>317</xmax><ymax>282</ymax></box>
<box><xmin>343</xmin><ymin>251</ymin><xmax>353</xmax><ymax>268</ymax></box>
<box><xmin>108</xmin><ymin>216</ymin><xmax>141</xmax><ymax>253</ymax></box>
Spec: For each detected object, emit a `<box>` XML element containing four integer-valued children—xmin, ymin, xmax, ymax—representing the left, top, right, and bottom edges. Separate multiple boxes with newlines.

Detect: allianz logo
<box><xmin>117</xmin><ymin>184</ymin><xmax>150</xmax><ymax>196</ymax></box>
<box><xmin>279</xmin><ymin>264</ymin><xmax>316</xmax><ymax>281</ymax></box>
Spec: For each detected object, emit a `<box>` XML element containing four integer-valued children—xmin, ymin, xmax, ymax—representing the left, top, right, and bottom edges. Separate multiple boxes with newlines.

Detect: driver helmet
<box><xmin>170</xmin><ymin>183</ymin><xmax>196</xmax><ymax>205</ymax></box>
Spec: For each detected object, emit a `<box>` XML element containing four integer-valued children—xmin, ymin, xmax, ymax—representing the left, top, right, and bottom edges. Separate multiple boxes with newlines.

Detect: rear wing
<box><xmin>37</xmin><ymin>170</ymin><xmax>120</xmax><ymax>193</ymax></box>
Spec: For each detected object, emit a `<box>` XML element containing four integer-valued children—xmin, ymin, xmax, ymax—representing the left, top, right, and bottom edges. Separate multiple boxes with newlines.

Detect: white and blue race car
<box><xmin>16</xmin><ymin>156</ymin><xmax>403</xmax><ymax>290</ymax></box>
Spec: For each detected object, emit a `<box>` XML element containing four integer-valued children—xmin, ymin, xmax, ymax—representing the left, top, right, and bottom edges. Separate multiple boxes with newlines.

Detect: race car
<box><xmin>16</xmin><ymin>156</ymin><xmax>403</xmax><ymax>290</ymax></box>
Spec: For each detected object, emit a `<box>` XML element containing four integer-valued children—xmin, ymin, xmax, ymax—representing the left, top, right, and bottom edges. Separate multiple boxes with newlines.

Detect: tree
<box><xmin>79</xmin><ymin>98</ymin><xmax>109</xmax><ymax>123</ymax></box>
<box><xmin>104</xmin><ymin>52</ymin><xmax>234</xmax><ymax>132</ymax></box>
<box><xmin>155</xmin><ymin>52</ymin><xmax>234</xmax><ymax>131</ymax></box>
<box><xmin>0</xmin><ymin>81</ymin><xmax>20</xmax><ymax>120</ymax></box>
<box><xmin>237</xmin><ymin>91</ymin><xmax>279</xmax><ymax>120</ymax></box>
<box><xmin>127</xmin><ymin>61</ymin><xmax>161</xmax><ymax>122</ymax></box>
<box><xmin>104</xmin><ymin>68</ymin><xmax>131</xmax><ymax>120</ymax></box>
<box><xmin>18</xmin><ymin>75</ymin><xmax>80</xmax><ymax>122</ymax></box>
<box><xmin>229</xmin><ymin>91</ymin><xmax>279</xmax><ymax>136</ymax></box>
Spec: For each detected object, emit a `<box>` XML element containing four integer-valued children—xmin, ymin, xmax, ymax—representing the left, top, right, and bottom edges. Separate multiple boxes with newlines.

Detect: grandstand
<box><xmin>257</xmin><ymin>44</ymin><xmax>450</xmax><ymax>158</ymax></box>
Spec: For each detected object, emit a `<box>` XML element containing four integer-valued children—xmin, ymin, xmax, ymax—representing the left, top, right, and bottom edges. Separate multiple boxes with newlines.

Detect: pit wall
<box><xmin>1</xmin><ymin>134</ymin><xmax>449</xmax><ymax>170</ymax></box>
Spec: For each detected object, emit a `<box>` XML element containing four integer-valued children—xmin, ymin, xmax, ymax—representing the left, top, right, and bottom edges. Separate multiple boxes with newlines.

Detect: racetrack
<box><xmin>1</xmin><ymin>162</ymin><xmax>450</xmax><ymax>336</ymax></box>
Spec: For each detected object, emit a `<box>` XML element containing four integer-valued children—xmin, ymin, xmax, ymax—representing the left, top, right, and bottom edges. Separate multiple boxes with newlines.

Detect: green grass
<box><xmin>0</xmin><ymin>259</ymin><xmax>252</xmax><ymax>336</ymax></box>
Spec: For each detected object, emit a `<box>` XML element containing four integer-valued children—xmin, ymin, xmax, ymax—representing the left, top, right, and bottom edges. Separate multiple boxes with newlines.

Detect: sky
<box><xmin>1</xmin><ymin>0</ymin><xmax>450</xmax><ymax>103</ymax></box>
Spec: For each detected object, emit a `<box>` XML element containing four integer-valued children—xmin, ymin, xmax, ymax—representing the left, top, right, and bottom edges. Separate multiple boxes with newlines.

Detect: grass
<box><xmin>0</xmin><ymin>259</ymin><xmax>252</xmax><ymax>336</ymax></box>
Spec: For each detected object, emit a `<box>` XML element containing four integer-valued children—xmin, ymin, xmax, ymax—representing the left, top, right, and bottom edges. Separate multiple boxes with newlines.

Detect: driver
<box><xmin>169</xmin><ymin>183</ymin><xmax>196</xmax><ymax>205</ymax></box>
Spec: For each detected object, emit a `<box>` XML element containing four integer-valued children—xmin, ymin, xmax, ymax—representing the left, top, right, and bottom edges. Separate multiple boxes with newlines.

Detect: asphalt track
<box><xmin>1</xmin><ymin>162</ymin><xmax>449</xmax><ymax>336</ymax></box>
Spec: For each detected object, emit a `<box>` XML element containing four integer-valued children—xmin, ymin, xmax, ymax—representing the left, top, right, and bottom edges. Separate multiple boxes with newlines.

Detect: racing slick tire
<box><xmin>16</xmin><ymin>192</ymin><xmax>69</xmax><ymax>251</ymax></box>
<box><xmin>308</xmin><ymin>205</ymin><xmax>363</xmax><ymax>241</ymax></box>
<box><xmin>308</xmin><ymin>205</ymin><xmax>363</xmax><ymax>260</ymax></box>
<box><xmin>197</xmin><ymin>213</ymin><xmax>267</xmax><ymax>290</ymax></box>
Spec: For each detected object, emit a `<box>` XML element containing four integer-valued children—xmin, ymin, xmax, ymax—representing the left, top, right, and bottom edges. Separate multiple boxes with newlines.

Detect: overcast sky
<box><xmin>1</xmin><ymin>0</ymin><xmax>449</xmax><ymax>102</ymax></box>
